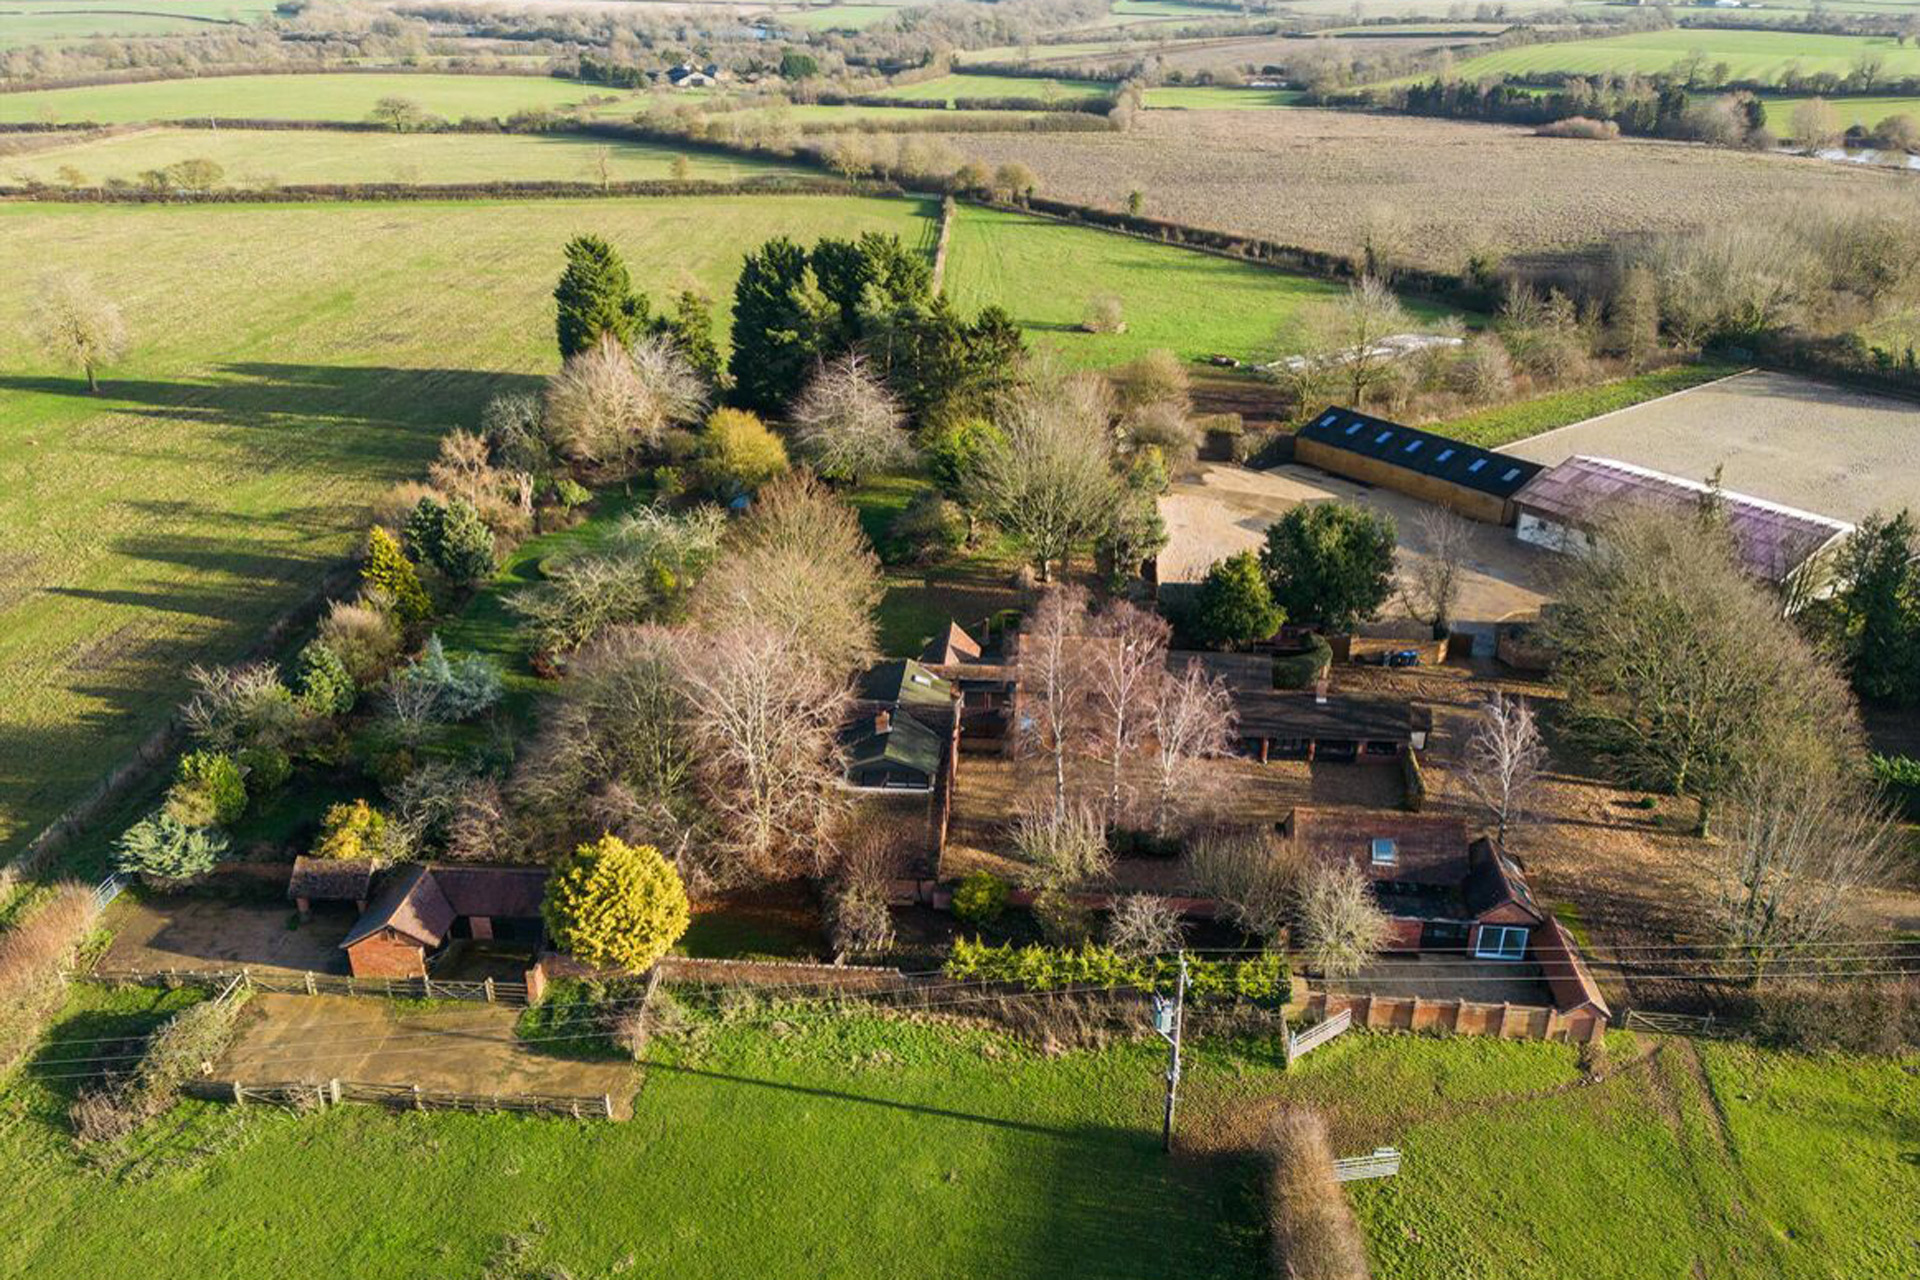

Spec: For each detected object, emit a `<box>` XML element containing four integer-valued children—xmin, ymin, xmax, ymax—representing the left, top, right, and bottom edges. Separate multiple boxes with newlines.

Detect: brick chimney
<box><xmin>874</xmin><ymin>709</ymin><xmax>891</xmax><ymax>734</ymax></box>
<box><xmin>1313</xmin><ymin>673</ymin><xmax>1330</xmax><ymax>705</ymax></box>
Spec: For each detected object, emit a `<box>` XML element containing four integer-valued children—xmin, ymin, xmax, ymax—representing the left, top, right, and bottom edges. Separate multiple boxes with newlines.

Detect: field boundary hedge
<box><xmin>0</xmin><ymin>176</ymin><xmax>892</xmax><ymax>204</ymax></box>
<box><xmin>0</xmin><ymin>63</ymin><xmax>579</xmax><ymax>97</ymax></box>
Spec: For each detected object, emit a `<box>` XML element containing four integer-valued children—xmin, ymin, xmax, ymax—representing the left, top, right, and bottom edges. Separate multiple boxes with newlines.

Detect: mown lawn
<box><xmin>1416</xmin><ymin>360</ymin><xmax>1741</xmax><ymax>449</ymax></box>
<box><xmin>0</xmin><ymin>72</ymin><xmax>621</xmax><ymax>123</ymax></box>
<box><xmin>5</xmin><ymin>127</ymin><xmax>811</xmax><ymax>186</ymax></box>
<box><xmin>0</xmin><ymin>194</ymin><xmax>935</xmax><ymax>863</ymax></box>
<box><xmin>1</xmin><ymin>983</ymin><xmax>1912</xmax><ymax>1279</ymax></box>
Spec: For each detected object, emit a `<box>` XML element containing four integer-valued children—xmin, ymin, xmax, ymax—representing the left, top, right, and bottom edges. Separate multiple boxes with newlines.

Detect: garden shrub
<box><xmin>888</xmin><ymin>488</ymin><xmax>967</xmax><ymax>564</ymax></box>
<box><xmin>944</xmin><ymin>938</ymin><xmax>1287</xmax><ymax>1005</ymax></box>
<box><xmin>543</xmin><ymin>835</ymin><xmax>691</xmax><ymax>972</ymax></box>
<box><xmin>1273</xmin><ymin>635</ymin><xmax>1333</xmax><ymax>689</ymax></box>
<box><xmin>312</xmin><ymin>799</ymin><xmax>403</xmax><ymax>862</ymax></box>
<box><xmin>388</xmin><ymin>636</ymin><xmax>503</xmax><ymax>726</ymax></box>
<box><xmin>700</xmin><ymin>407</ymin><xmax>789</xmax><ymax>495</ymax></box>
<box><xmin>163</xmin><ymin>751</ymin><xmax>247</xmax><ymax>828</ymax></box>
<box><xmin>361</xmin><ymin>525</ymin><xmax>432</xmax><ymax>628</ymax></box>
<box><xmin>292</xmin><ymin>640</ymin><xmax>356</xmax><ymax>716</ymax></box>
<box><xmin>951</xmin><ymin>871</ymin><xmax>1008</xmax><ymax>926</ymax></box>
<box><xmin>237</xmin><ymin>745</ymin><xmax>292</xmax><ymax>795</ymax></box>
<box><xmin>318</xmin><ymin>597</ymin><xmax>403</xmax><ymax>685</ymax></box>
<box><xmin>1194</xmin><ymin>552</ymin><xmax>1284</xmax><ymax>651</ymax></box>
<box><xmin>407</xmin><ymin>496</ymin><xmax>497</xmax><ymax>588</ymax></box>
<box><xmin>0</xmin><ymin>885</ymin><xmax>98</xmax><ymax>1074</ymax></box>
<box><xmin>1869</xmin><ymin>753</ymin><xmax>1920</xmax><ymax>819</ymax></box>
<box><xmin>115</xmin><ymin>811</ymin><xmax>227</xmax><ymax>883</ymax></box>
<box><xmin>1031</xmin><ymin>888</ymin><xmax>1096</xmax><ymax>947</ymax></box>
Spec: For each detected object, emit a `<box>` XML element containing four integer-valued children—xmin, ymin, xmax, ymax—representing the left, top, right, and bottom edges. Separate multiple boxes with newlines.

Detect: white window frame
<box><xmin>1369</xmin><ymin>838</ymin><xmax>1397</xmax><ymax>867</ymax></box>
<box><xmin>1475</xmin><ymin>925</ymin><xmax>1528</xmax><ymax>961</ymax></box>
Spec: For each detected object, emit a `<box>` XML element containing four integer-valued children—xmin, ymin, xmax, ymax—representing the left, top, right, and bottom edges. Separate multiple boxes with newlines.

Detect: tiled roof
<box><xmin>1284</xmin><ymin>808</ymin><xmax>1471</xmax><ymax>886</ymax></box>
<box><xmin>1512</xmin><ymin>455</ymin><xmax>1852</xmax><ymax>584</ymax></box>
<box><xmin>342</xmin><ymin>865</ymin><xmax>454</xmax><ymax>950</ymax></box>
<box><xmin>287</xmin><ymin>856</ymin><xmax>374</xmax><ymax>903</ymax></box>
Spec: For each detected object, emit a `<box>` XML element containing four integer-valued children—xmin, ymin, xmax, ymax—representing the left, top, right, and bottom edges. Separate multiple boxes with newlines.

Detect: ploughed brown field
<box><xmin>933</xmin><ymin>109</ymin><xmax>1915</xmax><ymax>270</ymax></box>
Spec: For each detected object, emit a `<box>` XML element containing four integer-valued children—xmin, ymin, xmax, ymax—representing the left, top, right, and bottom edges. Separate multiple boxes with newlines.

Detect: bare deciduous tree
<box><xmin>1085</xmin><ymin>601</ymin><xmax>1171</xmax><ymax>823</ymax></box>
<box><xmin>1713</xmin><ymin>762</ymin><xmax>1898</xmax><ymax>981</ymax></box>
<box><xmin>1278</xmin><ymin>275</ymin><xmax>1413</xmax><ymax>411</ymax></box>
<box><xmin>1462</xmin><ymin>693</ymin><xmax>1546</xmax><ymax>848</ymax></box>
<box><xmin>691</xmin><ymin>471</ymin><xmax>882</xmax><ymax>678</ymax></box>
<box><xmin>1018</xmin><ymin>586</ymin><xmax>1094</xmax><ymax>816</ymax></box>
<box><xmin>1148</xmin><ymin>657</ymin><xmax>1238</xmax><ymax>836</ymax></box>
<box><xmin>1401</xmin><ymin>506</ymin><xmax>1471</xmax><ymax>635</ymax></box>
<box><xmin>1544</xmin><ymin>507</ymin><xmax>1864</xmax><ymax>835</ymax></box>
<box><xmin>1184</xmin><ymin>826</ymin><xmax>1299</xmax><ymax>942</ymax></box>
<box><xmin>542</xmin><ymin>333</ymin><xmax>704</xmax><ymax>476</ymax></box>
<box><xmin>789</xmin><ymin>351</ymin><xmax>915</xmax><ymax>483</ymax></box>
<box><xmin>35</xmin><ymin>272</ymin><xmax>127</xmax><ymax>394</ymax></box>
<box><xmin>1107</xmin><ymin>894</ymin><xmax>1186</xmax><ymax>958</ymax></box>
<box><xmin>967</xmin><ymin>385</ymin><xmax>1119</xmax><ymax>582</ymax></box>
<box><xmin>1298</xmin><ymin>862</ymin><xmax>1391</xmax><ymax>979</ymax></box>
<box><xmin>675</xmin><ymin>621</ymin><xmax>851</xmax><ymax>883</ymax></box>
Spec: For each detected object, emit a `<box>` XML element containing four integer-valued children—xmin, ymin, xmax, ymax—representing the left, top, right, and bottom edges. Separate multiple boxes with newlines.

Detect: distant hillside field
<box><xmin>3</xmin><ymin>128</ymin><xmax>812</xmax><ymax>186</ymax></box>
<box><xmin>0</xmin><ymin>194</ymin><xmax>934</xmax><ymax>862</ymax></box>
<box><xmin>0</xmin><ymin>73</ymin><xmax>623</xmax><ymax>123</ymax></box>
<box><xmin>1445</xmin><ymin>29</ymin><xmax>1920</xmax><ymax>83</ymax></box>
<box><xmin>873</xmin><ymin>72</ymin><xmax>1112</xmax><ymax>103</ymax></box>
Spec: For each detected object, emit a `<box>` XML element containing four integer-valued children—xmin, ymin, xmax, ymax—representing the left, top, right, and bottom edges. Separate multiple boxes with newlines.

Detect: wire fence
<box><xmin>83</xmin><ymin>967</ymin><xmax>530</xmax><ymax>1007</ymax></box>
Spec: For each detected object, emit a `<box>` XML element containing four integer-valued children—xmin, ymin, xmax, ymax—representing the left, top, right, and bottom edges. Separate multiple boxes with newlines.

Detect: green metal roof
<box><xmin>844</xmin><ymin>708</ymin><xmax>943</xmax><ymax>781</ymax></box>
<box><xmin>857</xmin><ymin>659</ymin><xmax>953</xmax><ymax>712</ymax></box>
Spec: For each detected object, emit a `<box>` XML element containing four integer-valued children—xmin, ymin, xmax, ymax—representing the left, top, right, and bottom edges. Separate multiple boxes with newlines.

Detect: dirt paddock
<box><xmin>217</xmin><ymin>993</ymin><xmax>640</xmax><ymax>1115</ymax></box>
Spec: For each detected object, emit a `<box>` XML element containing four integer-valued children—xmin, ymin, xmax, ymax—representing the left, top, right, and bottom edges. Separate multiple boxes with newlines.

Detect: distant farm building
<box><xmin>1294</xmin><ymin>407</ymin><xmax>1542</xmax><ymax>525</ymax></box>
<box><xmin>1511</xmin><ymin>455</ymin><xmax>1854</xmax><ymax>602</ymax></box>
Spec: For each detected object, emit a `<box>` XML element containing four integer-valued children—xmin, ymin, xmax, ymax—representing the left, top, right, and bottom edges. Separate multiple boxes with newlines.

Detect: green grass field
<box><xmin>1144</xmin><ymin>85</ymin><xmax>1306</xmax><ymax>109</ymax></box>
<box><xmin>0</xmin><ymin>4</ymin><xmax>260</xmax><ymax>48</ymax></box>
<box><xmin>782</xmin><ymin>3</ymin><xmax>902</xmax><ymax>29</ymax></box>
<box><xmin>0</xmin><ymin>194</ymin><xmax>934</xmax><ymax>863</ymax></box>
<box><xmin>1</xmin><ymin>983</ymin><xmax>1911</xmax><ymax>1278</ymax></box>
<box><xmin>1418</xmin><ymin>360</ymin><xmax>1742</xmax><ymax>449</ymax></box>
<box><xmin>942</xmin><ymin>205</ymin><xmax>1452</xmax><ymax>368</ymax></box>
<box><xmin>875</xmin><ymin>72</ymin><xmax>1112</xmax><ymax>103</ymax></box>
<box><xmin>1445</xmin><ymin>29</ymin><xmax>1920</xmax><ymax>84</ymax></box>
<box><xmin>3</xmin><ymin>127</ymin><xmax>810</xmax><ymax>186</ymax></box>
<box><xmin>1760</xmin><ymin>92</ymin><xmax>1920</xmax><ymax>131</ymax></box>
<box><xmin>0</xmin><ymin>73</ymin><xmax>622</xmax><ymax>124</ymax></box>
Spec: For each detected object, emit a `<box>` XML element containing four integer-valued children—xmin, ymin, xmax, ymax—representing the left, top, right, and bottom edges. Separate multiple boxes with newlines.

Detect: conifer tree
<box><xmin>554</xmin><ymin>234</ymin><xmax>647</xmax><ymax>360</ymax></box>
<box><xmin>362</xmin><ymin>526</ymin><xmax>432</xmax><ymax>629</ymax></box>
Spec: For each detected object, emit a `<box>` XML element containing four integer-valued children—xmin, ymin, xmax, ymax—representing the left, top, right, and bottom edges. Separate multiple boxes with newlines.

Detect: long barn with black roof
<box><xmin>1294</xmin><ymin>406</ymin><xmax>1543</xmax><ymax>526</ymax></box>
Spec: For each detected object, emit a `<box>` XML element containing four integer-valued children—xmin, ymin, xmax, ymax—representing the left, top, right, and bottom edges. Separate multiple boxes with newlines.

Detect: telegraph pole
<box><xmin>1152</xmin><ymin>951</ymin><xmax>1188</xmax><ymax>1154</ymax></box>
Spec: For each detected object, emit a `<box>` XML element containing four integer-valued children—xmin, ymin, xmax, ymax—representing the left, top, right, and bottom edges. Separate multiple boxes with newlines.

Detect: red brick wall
<box><xmin>346</xmin><ymin>931</ymin><xmax>425</xmax><ymax>979</ymax></box>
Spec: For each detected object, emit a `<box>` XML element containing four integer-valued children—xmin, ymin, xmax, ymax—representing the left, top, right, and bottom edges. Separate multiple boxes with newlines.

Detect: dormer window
<box><xmin>1370</xmin><ymin>838</ymin><xmax>1398</xmax><ymax>867</ymax></box>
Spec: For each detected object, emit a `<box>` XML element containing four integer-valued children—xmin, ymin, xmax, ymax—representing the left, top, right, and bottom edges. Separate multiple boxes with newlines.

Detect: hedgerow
<box><xmin>944</xmin><ymin>938</ymin><xmax>1287</xmax><ymax>1004</ymax></box>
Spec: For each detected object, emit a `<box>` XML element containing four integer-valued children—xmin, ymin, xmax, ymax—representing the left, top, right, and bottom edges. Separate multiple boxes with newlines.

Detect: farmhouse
<box><xmin>1282</xmin><ymin>807</ymin><xmax>1547</xmax><ymax>958</ymax></box>
<box><xmin>1511</xmin><ymin>455</ymin><xmax>1854</xmax><ymax>601</ymax></box>
<box><xmin>844</xmin><ymin>659</ymin><xmax>958</xmax><ymax>791</ymax></box>
<box><xmin>1294</xmin><ymin>406</ymin><xmax>1543</xmax><ymax>525</ymax></box>
<box><xmin>337</xmin><ymin>864</ymin><xmax>549</xmax><ymax>979</ymax></box>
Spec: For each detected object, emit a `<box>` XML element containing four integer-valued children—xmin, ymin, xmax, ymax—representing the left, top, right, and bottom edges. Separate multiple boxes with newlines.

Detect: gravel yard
<box><xmin>1161</xmin><ymin>461</ymin><xmax>1554</xmax><ymax>639</ymax></box>
<box><xmin>1499</xmin><ymin>369</ymin><xmax>1920</xmax><ymax>523</ymax></box>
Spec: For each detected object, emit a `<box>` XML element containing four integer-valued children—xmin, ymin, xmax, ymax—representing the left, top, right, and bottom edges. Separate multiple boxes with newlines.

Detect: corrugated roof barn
<box><xmin>1294</xmin><ymin>407</ymin><xmax>1544</xmax><ymax>525</ymax></box>
<box><xmin>1511</xmin><ymin>455</ymin><xmax>1853</xmax><ymax>592</ymax></box>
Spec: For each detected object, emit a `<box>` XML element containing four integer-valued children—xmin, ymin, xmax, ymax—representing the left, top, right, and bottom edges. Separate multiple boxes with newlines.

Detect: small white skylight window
<box><xmin>1501</xmin><ymin>467</ymin><xmax>1522</xmax><ymax>482</ymax></box>
<box><xmin>1467</xmin><ymin>458</ymin><xmax>1488</xmax><ymax>473</ymax></box>
<box><xmin>1344</xmin><ymin>421</ymin><xmax>1364</xmax><ymax>435</ymax></box>
<box><xmin>1435</xmin><ymin>448</ymin><xmax>1455</xmax><ymax>463</ymax></box>
<box><xmin>1374</xmin><ymin>431</ymin><xmax>1393</xmax><ymax>445</ymax></box>
<box><xmin>1370</xmin><ymin>838</ymin><xmax>1398</xmax><ymax>866</ymax></box>
<box><xmin>1404</xmin><ymin>439</ymin><xmax>1423</xmax><ymax>454</ymax></box>
<box><xmin>910</xmin><ymin>673</ymin><xmax>932</xmax><ymax>685</ymax></box>
<box><xmin>1319</xmin><ymin>412</ymin><xmax>1339</xmax><ymax>427</ymax></box>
